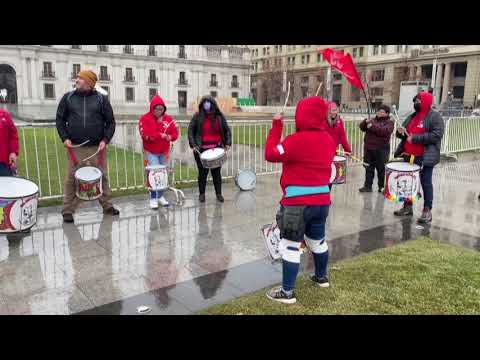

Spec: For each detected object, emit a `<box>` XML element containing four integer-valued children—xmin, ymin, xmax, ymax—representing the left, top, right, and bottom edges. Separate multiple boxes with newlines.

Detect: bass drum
<box><xmin>235</xmin><ymin>169</ymin><xmax>256</xmax><ymax>191</ymax></box>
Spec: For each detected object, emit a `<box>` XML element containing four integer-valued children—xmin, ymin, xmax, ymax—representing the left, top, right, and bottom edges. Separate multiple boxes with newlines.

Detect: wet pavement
<box><xmin>1</xmin><ymin>158</ymin><xmax>480</xmax><ymax>315</ymax></box>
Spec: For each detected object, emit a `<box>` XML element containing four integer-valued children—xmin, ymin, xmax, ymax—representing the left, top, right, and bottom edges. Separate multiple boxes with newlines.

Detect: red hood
<box><xmin>149</xmin><ymin>95</ymin><xmax>166</xmax><ymax>114</ymax></box>
<box><xmin>295</xmin><ymin>97</ymin><xmax>329</xmax><ymax>131</ymax></box>
<box><xmin>416</xmin><ymin>91</ymin><xmax>433</xmax><ymax>116</ymax></box>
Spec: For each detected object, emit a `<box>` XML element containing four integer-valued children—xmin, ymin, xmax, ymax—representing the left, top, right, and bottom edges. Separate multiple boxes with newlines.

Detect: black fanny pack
<box><xmin>276</xmin><ymin>205</ymin><xmax>306</xmax><ymax>242</ymax></box>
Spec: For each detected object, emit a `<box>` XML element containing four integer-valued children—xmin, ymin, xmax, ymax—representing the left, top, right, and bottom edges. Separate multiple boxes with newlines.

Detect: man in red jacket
<box><xmin>139</xmin><ymin>95</ymin><xmax>179</xmax><ymax>209</ymax></box>
<box><xmin>0</xmin><ymin>109</ymin><xmax>19</xmax><ymax>176</ymax></box>
<box><xmin>358</xmin><ymin>105</ymin><xmax>395</xmax><ymax>193</ymax></box>
<box><xmin>264</xmin><ymin>96</ymin><xmax>336</xmax><ymax>304</ymax></box>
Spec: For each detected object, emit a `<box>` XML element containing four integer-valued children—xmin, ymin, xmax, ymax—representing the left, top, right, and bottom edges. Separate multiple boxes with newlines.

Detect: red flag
<box><xmin>320</xmin><ymin>48</ymin><xmax>364</xmax><ymax>91</ymax></box>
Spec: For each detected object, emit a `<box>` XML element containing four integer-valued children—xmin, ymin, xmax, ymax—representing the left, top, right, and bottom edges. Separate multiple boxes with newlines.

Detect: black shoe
<box><xmin>266</xmin><ymin>286</ymin><xmax>296</xmax><ymax>304</ymax></box>
<box><xmin>310</xmin><ymin>275</ymin><xmax>330</xmax><ymax>288</ymax></box>
<box><xmin>378</xmin><ymin>187</ymin><xmax>384</xmax><ymax>193</ymax></box>
<box><xmin>216</xmin><ymin>194</ymin><xmax>224</xmax><ymax>203</ymax></box>
<box><xmin>417</xmin><ymin>207</ymin><xmax>432</xmax><ymax>224</ymax></box>
<box><xmin>103</xmin><ymin>207</ymin><xmax>120</xmax><ymax>216</ymax></box>
<box><xmin>393</xmin><ymin>204</ymin><xmax>413</xmax><ymax>216</ymax></box>
<box><xmin>359</xmin><ymin>187</ymin><xmax>373</xmax><ymax>193</ymax></box>
<box><xmin>199</xmin><ymin>194</ymin><xmax>206</xmax><ymax>203</ymax></box>
<box><xmin>63</xmin><ymin>213</ymin><xmax>74</xmax><ymax>223</ymax></box>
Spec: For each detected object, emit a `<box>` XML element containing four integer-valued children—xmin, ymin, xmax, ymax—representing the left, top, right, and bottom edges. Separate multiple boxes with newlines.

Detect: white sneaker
<box><xmin>158</xmin><ymin>196</ymin><xmax>170</xmax><ymax>207</ymax></box>
<box><xmin>150</xmin><ymin>198</ymin><xmax>159</xmax><ymax>209</ymax></box>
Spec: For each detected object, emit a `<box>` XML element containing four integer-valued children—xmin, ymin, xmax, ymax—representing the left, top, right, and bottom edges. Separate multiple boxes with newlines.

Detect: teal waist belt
<box><xmin>285</xmin><ymin>185</ymin><xmax>330</xmax><ymax>198</ymax></box>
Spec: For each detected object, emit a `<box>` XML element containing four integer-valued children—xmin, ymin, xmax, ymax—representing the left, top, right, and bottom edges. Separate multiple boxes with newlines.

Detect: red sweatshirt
<box><xmin>0</xmin><ymin>109</ymin><xmax>19</xmax><ymax>165</ymax></box>
<box><xmin>265</xmin><ymin>97</ymin><xmax>336</xmax><ymax>206</ymax></box>
<box><xmin>404</xmin><ymin>92</ymin><xmax>432</xmax><ymax>156</ymax></box>
<box><xmin>139</xmin><ymin>96</ymin><xmax>179</xmax><ymax>155</ymax></box>
<box><xmin>201</xmin><ymin>114</ymin><xmax>222</xmax><ymax>149</ymax></box>
<box><xmin>326</xmin><ymin>115</ymin><xmax>352</xmax><ymax>153</ymax></box>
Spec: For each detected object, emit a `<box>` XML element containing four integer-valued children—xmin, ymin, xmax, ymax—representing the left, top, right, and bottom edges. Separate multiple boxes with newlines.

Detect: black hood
<box><xmin>198</xmin><ymin>95</ymin><xmax>220</xmax><ymax>114</ymax></box>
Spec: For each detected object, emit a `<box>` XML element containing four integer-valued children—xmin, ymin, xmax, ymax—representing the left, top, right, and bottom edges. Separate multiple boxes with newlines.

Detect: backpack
<box><xmin>66</xmin><ymin>90</ymin><xmax>105</xmax><ymax>116</ymax></box>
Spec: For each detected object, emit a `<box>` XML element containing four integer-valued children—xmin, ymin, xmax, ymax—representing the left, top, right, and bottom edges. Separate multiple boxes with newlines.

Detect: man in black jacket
<box><xmin>56</xmin><ymin>70</ymin><xmax>119</xmax><ymax>223</ymax></box>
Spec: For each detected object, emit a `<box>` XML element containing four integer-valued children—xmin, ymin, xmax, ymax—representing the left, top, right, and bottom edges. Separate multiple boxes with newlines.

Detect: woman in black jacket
<box><xmin>188</xmin><ymin>96</ymin><xmax>232</xmax><ymax>203</ymax></box>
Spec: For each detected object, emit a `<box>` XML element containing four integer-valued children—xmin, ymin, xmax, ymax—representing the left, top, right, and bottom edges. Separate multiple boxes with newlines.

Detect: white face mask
<box><xmin>203</xmin><ymin>101</ymin><xmax>211</xmax><ymax>112</ymax></box>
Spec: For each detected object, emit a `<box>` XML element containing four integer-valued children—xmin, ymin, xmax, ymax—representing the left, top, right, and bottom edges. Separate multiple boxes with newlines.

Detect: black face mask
<box><xmin>414</xmin><ymin>103</ymin><xmax>422</xmax><ymax>112</ymax></box>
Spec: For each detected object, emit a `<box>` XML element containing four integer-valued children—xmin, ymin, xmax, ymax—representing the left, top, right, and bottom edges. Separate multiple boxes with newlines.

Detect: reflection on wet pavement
<box><xmin>1</xmin><ymin>160</ymin><xmax>480</xmax><ymax>315</ymax></box>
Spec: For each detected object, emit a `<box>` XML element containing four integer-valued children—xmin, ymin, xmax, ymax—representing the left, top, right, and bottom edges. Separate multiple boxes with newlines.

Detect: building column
<box><xmin>415</xmin><ymin>65</ymin><xmax>422</xmax><ymax>80</ymax></box>
<box><xmin>441</xmin><ymin>62</ymin><xmax>451</xmax><ymax>104</ymax></box>
<box><xmin>409</xmin><ymin>66</ymin><xmax>415</xmax><ymax>81</ymax></box>
<box><xmin>434</xmin><ymin>63</ymin><xmax>443</xmax><ymax>105</ymax></box>
<box><xmin>30</xmin><ymin>58</ymin><xmax>39</xmax><ymax>103</ymax></box>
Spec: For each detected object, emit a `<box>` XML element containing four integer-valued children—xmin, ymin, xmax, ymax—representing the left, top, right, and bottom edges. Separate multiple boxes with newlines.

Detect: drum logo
<box><xmin>79</xmin><ymin>183</ymin><xmax>101</xmax><ymax>199</ymax></box>
<box><xmin>387</xmin><ymin>172</ymin><xmax>419</xmax><ymax>202</ymax></box>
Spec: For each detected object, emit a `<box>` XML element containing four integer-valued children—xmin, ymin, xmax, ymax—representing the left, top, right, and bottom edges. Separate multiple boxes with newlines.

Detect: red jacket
<box><xmin>139</xmin><ymin>96</ymin><xmax>179</xmax><ymax>155</ymax></box>
<box><xmin>0</xmin><ymin>109</ymin><xmax>19</xmax><ymax>165</ymax></box>
<box><xmin>404</xmin><ymin>91</ymin><xmax>432</xmax><ymax>156</ymax></box>
<box><xmin>326</xmin><ymin>116</ymin><xmax>352</xmax><ymax>153</ymax></box>
<box><xmin>265</xmin><ymin>97</ymin><xmax>336</xmax><ymax>206</ymax></box>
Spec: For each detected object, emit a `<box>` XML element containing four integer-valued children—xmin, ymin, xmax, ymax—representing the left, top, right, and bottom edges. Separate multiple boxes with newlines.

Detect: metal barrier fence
<box><xmin>15</xmin><ymin>116</ymin><xmax>480</xmax><ymax>200</ymax></box>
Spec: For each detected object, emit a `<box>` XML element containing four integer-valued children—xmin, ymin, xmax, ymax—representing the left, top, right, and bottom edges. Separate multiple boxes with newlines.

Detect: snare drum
<box><xmin>0</xmin><ymin>177</ymin><xmax>39</xmax><ymax>233</ymax></box>
<box><xmin>235</xmin><ymin>169</ymin><xmax>256</xmax><ymax>191</ymax></box>
<box><xmin>329</xmin><ymin>155</ymin><xmax>347</xmax><ymax>184</ymax></box>
<box><xmin>75</xmin><ymin>166</ymin><xmax>103</xmax><ymax>201</ymax></box>
<box><xmin>200</xmin><ymin>148</ymin><xmax>226</xmax><ymax>169</ymax></box>
<box><xmin>261</xmin><ymin>222</ymin><xmax>282</xmax><ymax>261</ymax></box>
<box><xmin>146</xmin><ymin>165</ymin><xmax>169</xmax><ymax>191</ymax></box>
<box><xmin>384</xmin><ymin>161</ymin><xmax>421</xmax><ymax>203</ymax></box>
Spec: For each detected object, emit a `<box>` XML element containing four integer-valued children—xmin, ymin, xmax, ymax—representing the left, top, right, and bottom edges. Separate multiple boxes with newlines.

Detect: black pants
<box><xmin>0</xmin><ymin>162</ymin><xmax>13</xmax><ymax>176</ymax></box>
<box><xmin>363</xmin><ymin>148</ymin><xmax>389</xmax><ymax>189</ymax></box>
<box><xmin>194</xmin><ymin>151</ymin><xmax>222</xmax><ymax>195</ymax></box>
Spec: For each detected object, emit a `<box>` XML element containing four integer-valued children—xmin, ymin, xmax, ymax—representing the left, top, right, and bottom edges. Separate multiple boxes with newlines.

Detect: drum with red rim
<box><xmin>330</xmin><ymin>155</ymin><xmax>347</xmax><ymax>184</ymax></box>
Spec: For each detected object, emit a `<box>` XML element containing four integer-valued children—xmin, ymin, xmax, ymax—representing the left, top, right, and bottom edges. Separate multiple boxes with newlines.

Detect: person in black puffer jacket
<box><xmin>188</xmin><ymin>96</ymin><xmax>231</xmax><ymax>203</ymax></box>
<box><xmin>393</xmin><ymin>91</ymin><xmax>444</xmax><ymax>224</ymax></box>
<box><xmin>56</xmin><ymin>70</ymin><xmax>119</xmax><ymax>223</ymax></box>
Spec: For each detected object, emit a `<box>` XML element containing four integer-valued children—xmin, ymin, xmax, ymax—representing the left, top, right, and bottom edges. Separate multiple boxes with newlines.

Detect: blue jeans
<box><xmin>145</xmin><ymin>152</ymin><xmax>167</xmax><ymax>199</ymax></box>
<box><xmin>282</xmin><ymin>204</ymin><xmax>330</xmax><ymax>292</ymax></box>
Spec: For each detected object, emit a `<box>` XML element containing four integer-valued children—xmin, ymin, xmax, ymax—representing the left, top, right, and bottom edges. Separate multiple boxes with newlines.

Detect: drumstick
<box><xmin>81</xmin><ymin>148</ymin><xmax>101</xmax><ymax>163</ymax></box>
<box><xmin>337</xmin><ymin>150</ymin><xmax>361</xmax><ymax>162</ymax></box>
<box><xmin>70</xmin><ymin>140</ymin><xmax>90</xmax><ymax>148</ymax></box>
<box><xmin>281</xmin><ymin>81</ymin><xmax>291</xmax><ymax>114</ymax></box>
<box><xmin>315</xmin><ymin>82</ymin><xmax>323</xmax><ymax>97</ymax></box>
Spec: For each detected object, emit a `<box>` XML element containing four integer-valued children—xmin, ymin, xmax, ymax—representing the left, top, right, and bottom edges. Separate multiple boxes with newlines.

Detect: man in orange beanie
<box><xmin>56</xmin><ymin>69</ymin><xmax>118</xmax><ymax>223</ymax></box>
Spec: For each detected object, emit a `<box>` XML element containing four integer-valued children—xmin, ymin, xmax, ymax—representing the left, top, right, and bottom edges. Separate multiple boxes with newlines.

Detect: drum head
<box><xmin>386</xmin><ymin>162</ymin><xmax>420</xmax><ymax>172</ymax></box>
<box><xmin>236</xmin><ymin>169</ymin><xmax>256</xmax><ymax>191</ymax></box>
<box><xmin>146</xmin><ymin>164</ymin><xmax>167</xmax><ymax>170</ymax></box>
<box><xmin>0</xmin><ymin>177</ymin><xmax>39</xmax><ymax>198</ymax></box>
<box><xmin>334</xmin><ymin>155</ymin><xmax>347</xmax><ymax>162</ymax></box>
<box><xmin>75</xmin><ymin>166</ymin><xmax>102</xmax><ymax>181</ymax></box>
<box><xmin>201</xmin><ymin>148</ymin><xmax>225</xmax><ymax>161</ymax></box>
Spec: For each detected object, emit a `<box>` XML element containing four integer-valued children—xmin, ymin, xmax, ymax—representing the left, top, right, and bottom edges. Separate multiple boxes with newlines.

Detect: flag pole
<box><xmin>363</xmin><ymin>79</ymin><xmax>372</xmax><ymax>121</ymax></box>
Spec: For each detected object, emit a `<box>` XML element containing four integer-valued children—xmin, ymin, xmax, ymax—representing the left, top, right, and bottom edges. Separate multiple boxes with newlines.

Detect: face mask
<box><xmin>203</xmin><ymin>101</ymin><xmax>211</xmax><ymax>112</ymax></box>
<box><xmin>414</xmin><ymin>103</ymin><xmax>421</xmax><ymax>112</ymax></box>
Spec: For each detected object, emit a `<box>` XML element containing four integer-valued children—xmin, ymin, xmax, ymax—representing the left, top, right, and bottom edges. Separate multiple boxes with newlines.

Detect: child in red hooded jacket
<box><xmin>264</xmin><ymin>96</ymin><xmax>336</xmax><ymax>304</ymax></box>
<box><xmin>139</xmin><ymin>95</ymin><xmax>178</xmax><ymax>209</ymax></box>
<box><xmin>0</xmin><ymin>109</ymin><xmax>19</xmax><ymax>176</ymax></box>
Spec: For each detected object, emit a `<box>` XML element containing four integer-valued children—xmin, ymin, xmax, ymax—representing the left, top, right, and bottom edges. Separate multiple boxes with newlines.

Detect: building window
<box><xmin>279</xmin><ymin>45</ymin><xmax>282</xmax><ymax>53</ymax></box>
<box><xmin>71</xmin><ymin>45</ymin><xmax>81</xmax><ymax>50</ymax></box>
<box><xmin>125</xmin><ymin>87</ymin><xmax>135</xmax><ymax>102</ymax></box>
<box><xmin>453</xmin><ymin>63</ymin><xmax>467</xmax><ymax>77</ymax></box>
<box><xmin>267</xmin><ymin>47</ymin><xmax>270</xmax><ymax>55</ymax></box>
<box><xmin>42</xmin><ymin>62</ymin><xmax>54</xmax><ymax>78</ymax></box>
<box><xmin>404</xmin><ymin>45</ymin><xmax>409</xmax><ymax>52</ymax></box>
<box><xmin>124</xmin><ymin>68</ymin><xmax>135</xmax><ymax>82</ymax></box>
<box><xmin>333</xmin><ymin>73</ymin><xmax>342</xmax><ymax>81</ymax></box>
<box><xmin>371</xmin><ymin>87</ymin><xmax>384</xmax><ymax>97</ymax></box>
<box><xmin>292</xmin><ymin>56</ymin><xmax>295</xmax><ymax>65</ymax></box>
<box><xmin>452</xmin><ymin>86</ymin><xmax>464</xmax><ymax>99</ymax></box>
<box><xmin>124</xmin><ymin>45</ymin><xmax>134</xmax><ymax>54</ymax></box>
<box><xmin>178</xmin><ymin>45</ymin><xmax>186</xmax><ymax>59</ymax></box>
<box><xmin>372</xmin><ymin>69</ymin><xmax>385</xmax><ymax>81</ymax></box>
<box><xmin>179</xmin><ymin>71</ymin><xmax>187</xmax><ymax>85</ymax></box>
<box><xmin>232</xmin><ymin>75</ymin><xmax>239</xmax><ymax>88</ymax></box>
<box><xmin>422</xmin><ymin>45</ymin><xmax>430</xmax><ymax>49</ymax></box>
<box><xmin>44</xmin><ymin>84</ymin><xmax>55</xmax><ymax>99</ymax></box>
<box><xmin>301</xmin><ymin>55</ymin><xmax>305</xmax><ymax>64</ymax></box>
<box><xmin>99</xmin><ymin>66</ymin><xmax>110</xmax><ymax>81</ymax></box>
<box><xmin>263</xmin><ymin>47</ymin><xmax>266</xmax><ymax>56</ymax></box>
<box><xmin>72</xmin><ymin>64</ymin><xmax>80</xmax><ymax>79</ymax></box>
<box><xmin>149</xmin><ymin>88</ymin><xmax>158</xmax><ymax>101</ymax></box>
<box><xmin>210</xmin><ymin>74</ymin><xmax>217</xmax><ymax>87</ymax></box>
<box><xmin>98</xmin><ymin>45</ymin><xmax>108</xmax><ymax>52</ymax></box>
<box><xmin>149</xmin><ymin>69</ymin><xmax>157</xmax><ymax>84</ymax></box>
<box><xmin>101</xmin><ymin>86</ymin><xmax>109</xmax><ymax>100</ymax></box>
<box><xmin>255</xmin><ymin>49</ymin><xmax>258</xmax><ymax>56</ymax></box>
<box><xmin>301</xmin><ymin>76</ymin><xmax>309</xmax><ymax>84</ymax></box>
<box><xmin>148</xmin><ymin>45</ymin><xmax>157</xmax><ymax>56</ymax></box>
<box><xmin>351</xmin><ymin>85</ymin><xmax>361</xmax><ymax>101</ymax></box>
<box><xmin>352</xmin><ymin>48</ymin><xmax>357</xmax><ymax>58</ymax></box>
<box><xmin>372</xmin><ymin>45</ymin><xmax>379</xmax><ymax>56</ymax></box>
<box><xmin>359</xmin><ymin>47</ymin><xmax>364</xmax><ymax>57</ymax></box>
<box><xmin>317</xmin><ymin>53</ymin><xmax>322</xmax><ymax>62</ymax></box>
<box><xmin>231</xmin><ymin>92</ymin><xmax>239</xmax><ymax>98</ymax></box>
<box><xmin>381</xmin><ymin>45</ymin><xmax>387</xmax><ymax>54</ymax></box>
<box><xmin>210</xmin><ymin>91</ymin><xmax>217</xmax><ymax>98</ymax></box>
<box><xmin>306</xmin><ymin>54</ymin><xmax>310</xmax><ymax>63</ymax></box>
<box><xmin>396</xmin><ymin>45</ymin><xmax>403</xmax><ymax>53</ymax></box>
<box><xmin>275</xmin><ymin>45</ymin><xmax>278</xmax><ymax>54</ymax></box>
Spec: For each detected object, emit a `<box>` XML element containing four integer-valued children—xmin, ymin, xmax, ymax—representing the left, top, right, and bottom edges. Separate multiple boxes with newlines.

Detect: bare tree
<box><xmin>257</xmin><ymin>56</ymin><xmax>294</xmax><ymax>106</ymax></box>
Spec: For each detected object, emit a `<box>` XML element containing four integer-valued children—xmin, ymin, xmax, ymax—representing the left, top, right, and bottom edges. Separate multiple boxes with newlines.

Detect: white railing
<box><xmin>14</xmin><ymin>116</ymin><xmax>480</xmax><ymax>201</ymax></box>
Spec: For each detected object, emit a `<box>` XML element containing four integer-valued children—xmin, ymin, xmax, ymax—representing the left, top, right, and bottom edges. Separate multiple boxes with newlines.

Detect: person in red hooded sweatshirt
<box><xmin>393</xmin><ymin>91</ymin><xmax>444</xmax><ymax>223</ymax></box>
<box><xmin>326</xmin><ymin>102</ymin><xmax>351</xmax><ymax>189</ymax></box>
<box><xmin>0</xmin><ymin>109</ymin><xmax>19</xmax><ymax>176</ymax></box>
<box><xmin>139</xmin><ymin>95</ymin><xmax>179</xmax><ymax>209</ymax></box>
<box><xmin>264</xmin><ymin>96</ymin><xmax>336</xmax><ymax>304</ymax></box>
